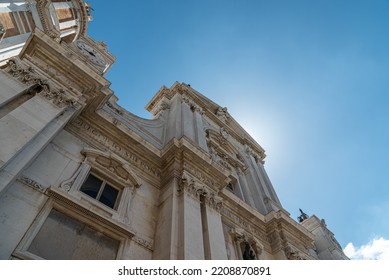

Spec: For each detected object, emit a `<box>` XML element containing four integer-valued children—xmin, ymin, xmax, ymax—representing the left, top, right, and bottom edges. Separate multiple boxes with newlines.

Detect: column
<box><xmin>202</xmin><ymin>194</ymin><xmax>228</xmax><ymax>259</ymax></box>
<box><xmin>193</xmin><ymin>106</ymin><xmax>208</xmax><ymax>151</ymax></box>
<box><xmin>181</xmin><ymin>94</ymin><xmax>195</xmax><ymax>141</ymax></box>
<box><xmin>175</xmin><ymin>174</ymin><xmax>205</xmax><ymax>259</ymax></box>
<box><xmin>0</xmin><ymin>101</ymin><xmax>80</xmax><ymax>196</ymax></box>
<box><xmin>237</xmin><ymin>168</ymin><xmax>256</xmax><ymax>208</ymax></box>
<box><xmin>256</xmin><ymin>162</ymin><xmax>281</xmax><ymax>205</ymax></box>
<box><xmin>0</xmin><ymin>59</ymin><xmax>79</xmax><ymax>195</ymax></box>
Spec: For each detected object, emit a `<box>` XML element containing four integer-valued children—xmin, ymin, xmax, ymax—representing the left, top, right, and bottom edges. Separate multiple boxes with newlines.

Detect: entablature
<box><xmin>65</xmin><ymin>117</ymin><xmax>162</xmax><ymax>187</ymax></box>
<box><xmin>160</xmin><ymin>136</ymin><xmax>232</xmax><ymax>192</ymax></box>
<box><xmin>19</xmin><ymin>28</ymin><xmax>111</xmax><ymax>97</ymax></box>
<box><xmin>265</xmin><ymin>210</ymin><xmax>317</xmax><ymax>260</ymax></box>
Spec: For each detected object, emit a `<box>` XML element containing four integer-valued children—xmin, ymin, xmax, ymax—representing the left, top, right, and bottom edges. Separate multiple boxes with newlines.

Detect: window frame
<box><xmin>79</xmin><ymin>172</ymin><xmax>121</xmax><ymax>210</ymax></box>
<box><xmin>12</xmin><ymin>196</ymin><xmax>131</xmax><ymax>260</ymax></box>
<box><xmin>58</xmin><ymin>148</ymin><xmax>141</xmax><ymax>224</ymax></box>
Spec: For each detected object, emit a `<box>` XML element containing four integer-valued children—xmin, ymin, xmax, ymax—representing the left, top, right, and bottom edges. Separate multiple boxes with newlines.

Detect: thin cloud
<box><xmin>344</xmin><ymin>237</ymin><xmax>389</xmax><ymax>260</ymax></box>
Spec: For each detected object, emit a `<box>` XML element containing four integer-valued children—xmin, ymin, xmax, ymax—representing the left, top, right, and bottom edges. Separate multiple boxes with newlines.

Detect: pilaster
<box><xmin>0</xmin><ymin>59</ymin><xmax>77</xmax><ymax>169</ymax></box>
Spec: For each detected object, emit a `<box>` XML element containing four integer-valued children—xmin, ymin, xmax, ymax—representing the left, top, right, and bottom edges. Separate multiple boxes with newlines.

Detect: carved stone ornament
<box><xmin>181</xmin><ymin>93</ymin><xmax>204</xmax><ymax>114</ymax></box>
<box><xmin>0</xmin><ymin>22</ymin><xmax>5</xmax><ymax>36</ymax></box>
<box><xmin>70</xmin><ymin>119</ymin><xmax>161</xmax><ymax>178</ymax></box>
<box><xmin>204</xmin><ymin>192</ymin><xmax>223</xmax><ymax>212</ymax></box>
<box><xmin>18</xmin><ymin>176</ymin><xmax>45</xmax><ymax>192</ymax></box>
<box><xmin>245</xmin><ymin>144</ymin><xmax>265</xmax><ymax>163</ymax></box>
<box><xmin>106</xmin><ymin>102</ymin><xmax>124</xmax><ymax>115</ymax></box>
<box><xmin>59</xmin><ymin>159</ymin><xmax>87</xmax><ymax>192</ymax></box>
<box><xmin>81</xmin><ymin>148</ymin><xmax>142</xmax><ymax>188</ymax></box>
<box><xmin>216</xmin><ymin>107</ymin><xmax>229</xmax><ymax>123</ymax></box>
<box><xmin>229</xmin><ymin>228</ymin><xmax>263</xmax><ymax>259</ymax></box>
<box><xmin>220</xmin><ymin>127</ymin><xmax>229</xmax><ymax>142</ymax></box>
<box><xmin>133</xmin><ymin>236</ymin><xmax>154</xmax><ymax>251</ymax></box>
<box><xmin>5</xmin><ymin>59</ymin><xmax>76</xmax><ymax>108</ymax></box>
<box><xmin>178</xmin><ymin>173</ymin><xmax>206</xmax><ymax>200</ymax></box>
<box><xmin>159</xmin><ymin>101</ymin><xmax>170</xmax><ymax>111</ymax></box>
<box><xmin>284</xmin><ymin>245</ymin><xmax>305</xmax><ymax>260</ymax></box>
<box><xmin>181</xmin><ymin>93</ymin><xmax>191</xmax><ymax>105</ymax></box>
<box><xmin>178</xmin><ymin>173</ymin><xmax>223</xmax><ymax>211</ymax></box>
<box><xmin>229</xmin><ymin>228</ymin><xmax>246</xmax><ymax>243</ymax></box>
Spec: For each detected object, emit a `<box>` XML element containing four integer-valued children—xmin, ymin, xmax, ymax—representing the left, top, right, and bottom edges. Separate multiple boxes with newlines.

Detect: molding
<box><xmin>48</xmin><ymin>188</ymin><xmax>134</xmax><ymax>237</ymax></box>
<box><xmin>59</xmin><ymin>159</ymin><xmax>87</xmax><ymax>192</ymax></box>
<box><xmin>178</xmin><ymin>172</ymin><xmax>223</xmax><ymax>212</ymax></box>
<box><xmin>5</xmin><ymin>58</ymin><xmax>76</xmax><ymax>108</ymax></box>
<box><xmin>69</xmin><ymin>118</ymin><xmax>161</xmax><ymax>179</ymax></box>
<box><xmin>81</xmin><ymin>148</ymin><xmax>142</xmax><ymax>188</ymax></box>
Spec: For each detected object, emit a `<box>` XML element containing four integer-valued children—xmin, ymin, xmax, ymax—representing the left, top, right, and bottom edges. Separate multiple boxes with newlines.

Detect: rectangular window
<box><xmin>27</xmin><ymin>209</ymin><xmax>120</xmax><ymax>260</ymax></box>
<box><xmin>80</xmin><ymin>173</ymin><xmax>119</xmax><ymax>209</ymax></box>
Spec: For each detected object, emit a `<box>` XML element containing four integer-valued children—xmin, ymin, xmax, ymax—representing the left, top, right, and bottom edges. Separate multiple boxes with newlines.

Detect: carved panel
<box><xmin>18</xmin><ymin>176</ymin><xmax>45</xmax><ymax>192</ymax></box>
<box><xmin>132</xmin><ymin>236</ymin><xmax>154</xmax><ymax>251</ymax></box>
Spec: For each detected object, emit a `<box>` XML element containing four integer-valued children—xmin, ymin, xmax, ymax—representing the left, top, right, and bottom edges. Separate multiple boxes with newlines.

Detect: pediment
<box><xmin>81</xmin><ymin>148</ymin><xmax>141</xmax><ymax>187</ymax></box>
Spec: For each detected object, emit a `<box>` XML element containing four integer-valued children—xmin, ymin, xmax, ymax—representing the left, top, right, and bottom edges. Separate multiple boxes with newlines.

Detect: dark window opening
<box><xmin>80</xmin><ymin>173</ymin><xmax>120</xmax><ymax>209</ymax></box>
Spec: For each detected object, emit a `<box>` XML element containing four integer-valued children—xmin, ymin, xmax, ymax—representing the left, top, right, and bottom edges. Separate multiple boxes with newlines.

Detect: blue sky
<box><xmin>87</xmin><ymin>0</ymin><xmax>389</xmax><ymax>258</ymax></box>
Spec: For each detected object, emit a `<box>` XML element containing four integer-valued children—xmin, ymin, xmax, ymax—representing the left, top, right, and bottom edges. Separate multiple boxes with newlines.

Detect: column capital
<box><xmin>5</xmin><ymin>58</ymin><xmax>76</xmax><ymax>108</ymax></box>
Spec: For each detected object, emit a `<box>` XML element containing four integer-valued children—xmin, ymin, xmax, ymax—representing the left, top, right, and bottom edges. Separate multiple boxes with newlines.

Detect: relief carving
<box><xmin>204</xmin><ymin>192</ymin><xmax>223</xmax><ymax>212</ymax></box>
<box><xmin>284</xmin><ymin>245</ymin><xmax>305</xmax><ymax>260</ymax></box>
<box><xmin>81</xmin><ymin>148</ymin><xmax>142</xmax><ymax>187</ymax></box>
<box><xmin>178</xmin><ymin>173</ymin><xmax>206</xmax><ymax>200</ymax></box>
<box><xmin>18</xmin><ymin>176</ymin><xmax>45</xmax><ymax>192</ymax></box>
<box><xmin>181</xmin><ymin>93</ymin><xmax>191</xmax><ymax>105</ymax></box>
<box><xmin>179</xmin><ymin>173</ymin><xmax>223</xmax><ymax>210</ymax></box>
<box><xmin>182</xmin><ymin>94</ymin><xmax>204</xmax><ymax>114</ymax></box>
<box><xmin>183</xmin><ymin>162</ymin><xmax>218</xmax><ymax>189</ymax></box>
<box><xmin>5</xmin><ymin>59</ymin><xmax>76</xmax><ymax>108</ymax></box>
<box><xmin>229</xmin><ymin>228</ymin><xmax>263</xmax><ymax>259</ymax></box>
<box><xmin>219</xmin><ymin>127</ymin><xmax>229</xmax><ymax>144</ymax></box>
<box><xmin>40</xmin><ymin>86</ymin><xmax>75</xmax><ymax>108</ymax></box>
<box><xmin>216</xmin><ymin>107</ymin><xmax>229</xmax><ymax>123</ymax></box>
<box><xmin>106</xmin><ymin>102</ymin><xmax>124</xmax><ymax>115</ymax></box>
<box><xmin>159</xmin><ymin>101</ymin><xmax>170</xmax><ymax>111</ymax></box>
<box><xmin>221</xmin><ymin>207</ymin><xmax>249</xmax><ymax>229</ymax></box>
<box><xmin>133</xmin><ymin>236</ymin><xmax>154</xmax><ymax>251</ymax></box>
<box><xmin>71</xmin><ymin>119</ymin><xmax>161</xmax><ymax>178</ymax></box>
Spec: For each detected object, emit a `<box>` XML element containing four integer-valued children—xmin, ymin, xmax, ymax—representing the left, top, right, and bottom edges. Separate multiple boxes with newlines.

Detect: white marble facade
<box><xmin>0</xmin><ymin>0</ymin><xmax>348</xmax><ymax>260</ymax></box>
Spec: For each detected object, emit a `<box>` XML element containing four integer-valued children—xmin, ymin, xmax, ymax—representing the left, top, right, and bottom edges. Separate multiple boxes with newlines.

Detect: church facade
<box><xmin>0</xmin><ymin>0</ymin><xmax>348</xmax><ymax>260</ymax></box>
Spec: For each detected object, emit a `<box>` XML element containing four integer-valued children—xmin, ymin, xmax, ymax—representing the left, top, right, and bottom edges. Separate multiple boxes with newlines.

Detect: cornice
<box><xmin>160</xmin><ymin>136</ymin><xmax>231</xmax><ymax>192</ymax></box>
<box><xmin>4</xmin><ymin>58</ymin><xmax>78</xmax><ymax>108</ymax></box>
<box><xmin>65</xmin><ymin>117</ymin><xmax>162</xmax><ymax>186</ymax></box>
<box><xmin>19</xmin><ymin>29</ymin><xmax>111</xmax><ymax>97</ymax></box>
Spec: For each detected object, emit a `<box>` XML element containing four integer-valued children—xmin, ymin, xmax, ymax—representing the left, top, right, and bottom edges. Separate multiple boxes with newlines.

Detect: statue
<box><xmin>243</xmin><ymin>243</ymin><xmax>256</xmax><ymax>260</ymax></box>
<box><xmin>297</xmin><ymin>208</ymin><xmax>309</xmax><ymax>223</ymax></box>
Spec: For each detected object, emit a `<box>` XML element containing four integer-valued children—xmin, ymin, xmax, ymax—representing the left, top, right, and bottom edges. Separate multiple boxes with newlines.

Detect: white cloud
<box><xmin>344</xmin><ymin>237</ymin><xmax>389</xmax><ymax>260</ymax></box>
